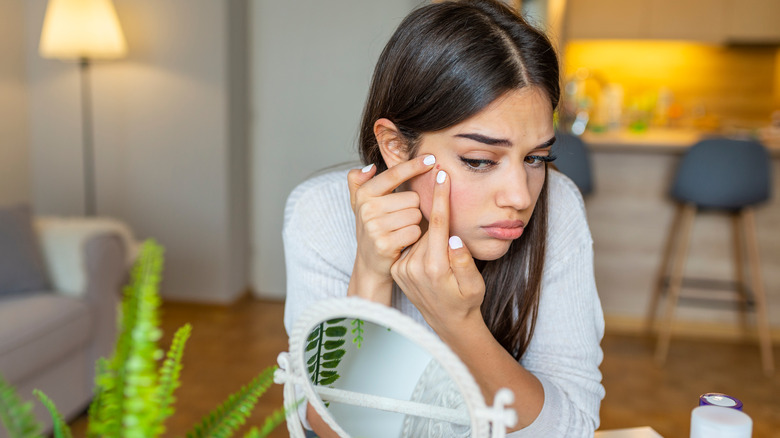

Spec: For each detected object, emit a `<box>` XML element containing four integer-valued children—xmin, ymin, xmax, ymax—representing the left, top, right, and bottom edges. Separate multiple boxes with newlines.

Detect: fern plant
<box><xmin>0</xmin><ymin>239</ymin><xmax>285</xmax><ymax>438</ymax></box>
<box><xmin>0</xmin><ymin>374</ymin><xmax>40</xmax><ymax>438</ymax></box>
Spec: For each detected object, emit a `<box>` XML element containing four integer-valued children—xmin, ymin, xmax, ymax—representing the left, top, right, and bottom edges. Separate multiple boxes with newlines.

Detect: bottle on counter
<box><xmin>690</xmin><ymin>393</ymin><xmax>752</xmax><ymax>438</ymax></box>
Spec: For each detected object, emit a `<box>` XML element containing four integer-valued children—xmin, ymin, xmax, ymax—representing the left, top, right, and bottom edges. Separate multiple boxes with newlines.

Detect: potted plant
<box><xmin>0</xmin><ymin>240</ymin><xmax>287</xmax><ymax>438</ymax></box>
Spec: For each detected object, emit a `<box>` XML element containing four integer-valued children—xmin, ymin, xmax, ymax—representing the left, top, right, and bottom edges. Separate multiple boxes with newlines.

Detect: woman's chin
<box><xmin>466</xmin><ymin>238</ymin><xmax>513</xmax><ymax>261</ymax></box>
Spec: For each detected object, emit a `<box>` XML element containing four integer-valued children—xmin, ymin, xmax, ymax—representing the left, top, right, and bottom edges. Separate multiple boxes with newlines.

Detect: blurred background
<box><xmin>1</xmin><ymin>0</ymin><xmax>779</xmax><ymax>436</ymax></box>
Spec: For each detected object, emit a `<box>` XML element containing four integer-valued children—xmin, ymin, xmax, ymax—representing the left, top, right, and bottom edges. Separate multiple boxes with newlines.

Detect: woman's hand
<box><xmin>346</xmin><ymin>155</ymin><xmax>436</xmax><ymax>304</ymax></box>
<box><xmin>390</xmin><ymin>170</ymin><xmax>486</xmax><ymax>338</ymax></box>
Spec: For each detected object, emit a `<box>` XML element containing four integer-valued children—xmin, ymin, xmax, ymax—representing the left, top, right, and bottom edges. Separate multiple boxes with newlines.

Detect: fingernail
<box><xmin>449</xmin><ymin>236</ymin><xmax>463</xmax><ymax>249</ymax></box>
<box><xmin>361</xmin><ymin>163</ymin><xmax>374</xmax><ymax>173</ymax></box>
<box><xmin>423</xmin><ymin>155</ymin><xmax>436</xmax><ymax>166</ymax></box>
<box><xmin>436</xmin><ymin>170</ymin><xmax>447</xmax><ymax>184</ymax></box>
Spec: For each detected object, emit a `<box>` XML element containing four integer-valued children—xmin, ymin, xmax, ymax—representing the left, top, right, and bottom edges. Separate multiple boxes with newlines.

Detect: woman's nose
<box><xmin>496</xmin><ymin>166</ymin><xmax>533</xmax><ymax>210</ymax></box>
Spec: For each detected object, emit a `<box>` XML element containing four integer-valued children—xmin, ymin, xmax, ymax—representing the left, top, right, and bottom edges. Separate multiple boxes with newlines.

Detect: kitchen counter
<box><xmin>581</xmin><ymin>128</ymin><xmax>780</xmax><ymax>155</ymax></box>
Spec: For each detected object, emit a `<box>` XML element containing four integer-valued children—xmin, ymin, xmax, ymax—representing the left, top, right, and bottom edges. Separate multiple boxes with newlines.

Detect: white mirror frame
<box><xmin>274</xmin><ymin>297</ymin><xmax>518</xmax><ymax>438</ymax></box>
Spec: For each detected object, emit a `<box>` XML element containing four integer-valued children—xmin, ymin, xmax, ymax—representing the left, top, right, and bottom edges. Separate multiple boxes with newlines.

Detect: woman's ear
<box><xmin>374</xmin><ymin>118</ymin><xmax>409</xmax><ymax>169</ymax></box>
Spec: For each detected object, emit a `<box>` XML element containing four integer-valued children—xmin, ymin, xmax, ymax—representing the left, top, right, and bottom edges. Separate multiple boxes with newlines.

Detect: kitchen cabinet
<box><xmin>647</xmin><ymin>0</ymin><xmax>728</xmax><ymax>42</ymax></box>
<box><xmin>565</xmin><ymin>0</ymin><xmax>780</xmax><ymax>43</ymax></box>
<box><xmin>726</xmin><ymin>0</ymin><xmax>780</xmax><ymax>43</ymax></box>
<box><xmin>565</xmin><ymin>0</ymin><xmax>648</xmax><ymax>39</ymax></box>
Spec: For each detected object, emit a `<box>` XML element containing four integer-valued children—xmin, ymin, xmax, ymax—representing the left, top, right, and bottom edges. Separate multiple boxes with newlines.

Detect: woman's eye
<box><xmin>459</xmin><ymin>157</ymin><xmax>497</xmax><ymax>171</ymax></box>
<box><xmin>524</xmin><ymin>155</ymin><xmax>556</xmax><ymax>167</ymax></box>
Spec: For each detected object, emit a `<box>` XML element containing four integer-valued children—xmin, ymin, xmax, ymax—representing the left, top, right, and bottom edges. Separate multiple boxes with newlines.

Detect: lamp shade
<box><xmin>39</xmin><ymin>0</ymin><xmax>127</xmax><ymax>60</ymax></box>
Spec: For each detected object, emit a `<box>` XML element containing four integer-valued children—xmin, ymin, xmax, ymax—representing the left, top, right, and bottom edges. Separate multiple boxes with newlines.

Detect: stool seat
<box><xmin>671</xmin><ymin>138</ymin><xmax>770</xmax><ymax>209</ymax></box>
<box><xmin>552</xmin><ymin>132</ymin><xmax>593</xmax><ymax>196</ymax></box>
<box><xmin>647</xmin><ymin>137</ymin><xmax>774</xmax><ymax>375</ymax></box>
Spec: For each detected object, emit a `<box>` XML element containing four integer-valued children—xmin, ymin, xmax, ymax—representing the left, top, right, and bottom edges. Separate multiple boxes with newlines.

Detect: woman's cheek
<box><xmin>447</xmin><ymin>179</ymin><xmax>472</xmax><ymax>235</ymax></box>
<box><xmin>409</xmin><ymin>171</ymin><xmax>435</xmax><ymax>221</ymax></box>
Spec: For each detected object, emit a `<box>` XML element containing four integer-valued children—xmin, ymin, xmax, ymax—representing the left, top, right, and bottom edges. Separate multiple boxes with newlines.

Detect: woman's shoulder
<box><xmin>545</xmin><ymin>169</ymin><xmax>592</xmax><ymax>252</ymax></box>
<box><xmin>547</xmin><ymin>168</ymin><xmax>586</xmax><ymax>213</ymax></box>
<box><xmin>283</xmin><ymin>167</ymin><xmax>358</xmax><ymax>258</ymax></box>
<box><xmin>284</xmin><ymin>168</ymin><xmax>352</xmax><ymax>226</ymax></box>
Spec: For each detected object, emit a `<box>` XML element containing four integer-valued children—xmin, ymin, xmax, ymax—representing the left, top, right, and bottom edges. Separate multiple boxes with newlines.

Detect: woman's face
<box><xmin>409</xmin><ymin>87</ymin><xmax>555</xmax><ymax>261</ymax></box>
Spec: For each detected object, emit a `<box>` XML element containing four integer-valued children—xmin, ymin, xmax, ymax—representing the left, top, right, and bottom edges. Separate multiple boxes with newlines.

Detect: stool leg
<box><xmin>741</xmin><ymin>208</ymin><xmax>774</xmax><ymax>375</ymax></box>
<box><xmin>731</xmin><ymin>212</ymin><xmax>749</xmax><ymax>335</ymax></box>
<box><xmin>646</xmin><ymin>204</ymin><xmax>684</xmax><ymax>334</ymax></box>
<box><xmin>656</xmin><ymin>204</ymin><xmax>697</xmax><ymax>365</ymax></box>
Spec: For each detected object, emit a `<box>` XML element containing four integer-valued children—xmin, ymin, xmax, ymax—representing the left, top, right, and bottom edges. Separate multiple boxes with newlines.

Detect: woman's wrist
<box><xmin>348</xmin><ymin>258</ymin><xmax>394</xmax><ymax>305</ymax></box>
<box><xmin>436</xmin><ymin>310</ymin><xmax>491</xmax><ymax>352</ymax></box>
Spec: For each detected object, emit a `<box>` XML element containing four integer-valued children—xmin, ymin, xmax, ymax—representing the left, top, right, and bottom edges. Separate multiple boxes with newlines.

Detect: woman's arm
<box><xmin>439</xmin><ymin>313</ymin><xmax>545</xmax><ymax>430</ymax></box>
<box><xmin>391</xmin><ymin>170</ymin><xmax>603</xmax><ymax>435</ymax></box>
<box><xmin>390</xmin><ymin>170</ymin><xmax>543</xmax><ymax>430</ymax></box>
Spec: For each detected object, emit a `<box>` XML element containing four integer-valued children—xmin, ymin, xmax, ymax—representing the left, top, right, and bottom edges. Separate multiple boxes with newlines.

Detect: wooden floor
<box><xmin>69</xmin><ymin>296</ymin><xmax>780</xmax><ymax>437</ymax></box>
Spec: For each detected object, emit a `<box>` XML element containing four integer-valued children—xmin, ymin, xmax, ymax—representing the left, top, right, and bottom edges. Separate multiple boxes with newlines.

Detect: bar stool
<box><xmin>647</xmin><ymin>137</ymin><xmax>774</xmax><ymax>375</ymax></box>
<box><xmin>553</xmin><ymin>132</ymin><xmax>593</xmax><ymax>196</ymax></box>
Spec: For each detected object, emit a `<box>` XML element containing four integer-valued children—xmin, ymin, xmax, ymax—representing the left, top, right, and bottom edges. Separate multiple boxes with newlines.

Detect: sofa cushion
<box><xmin>0</xmin><ymin>205</ymin><xmax>50</xmax><ymax>297</ymax></box>
<box><xmin>0</xmin><ymin>293</ymin><xmax>91</xmax><ymax>383</ymax></box>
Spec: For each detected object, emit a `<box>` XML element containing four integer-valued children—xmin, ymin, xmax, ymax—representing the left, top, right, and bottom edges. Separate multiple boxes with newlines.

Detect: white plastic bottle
<box><xmin>690</xmin><ymin>393</ymin><xmax>752</xmax><ymax>438</ymax></box>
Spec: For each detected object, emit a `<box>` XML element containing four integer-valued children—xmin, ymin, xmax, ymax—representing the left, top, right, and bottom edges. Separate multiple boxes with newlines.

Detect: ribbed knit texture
<box><xmin>283</xmin><ymin>168</ymin><xmax>605</xmax><ymax>437</ymax></box>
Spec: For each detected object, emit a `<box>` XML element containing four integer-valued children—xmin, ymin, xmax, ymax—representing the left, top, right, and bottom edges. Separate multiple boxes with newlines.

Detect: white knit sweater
<box><xmin>283</xmin><ymin>168</ymin><xmax>605</xmax><ymax>437</ymax></box>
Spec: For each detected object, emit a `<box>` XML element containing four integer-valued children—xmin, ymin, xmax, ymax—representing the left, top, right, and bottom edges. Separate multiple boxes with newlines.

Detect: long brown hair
<box><xmin>358</xmin><ymin>0</ymin><xmax>559</xmax><ymax>360</ymax></box>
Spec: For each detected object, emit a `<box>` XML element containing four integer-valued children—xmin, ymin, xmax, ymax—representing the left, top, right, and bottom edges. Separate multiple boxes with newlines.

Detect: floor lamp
<box><xmin>39</xmin><ymin>0</ymin><xmax>127</xmax><ymax>216</ymax></box>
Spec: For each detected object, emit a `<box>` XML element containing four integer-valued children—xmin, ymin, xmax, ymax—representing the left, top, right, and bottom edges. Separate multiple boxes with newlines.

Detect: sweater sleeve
<box><xmin>509</xmin><ymin>171</ymin><xmax>605</xmax><ymax>437</ymax></box>
<box><xmin>282</xmin><ymin>169</ymin><xmax>357</xmax><ymax>336</ymax></box>
<box><xmin>282</xmin><ymin>170</ymin><xmax>358</xmax><ymax>430</ymax></box>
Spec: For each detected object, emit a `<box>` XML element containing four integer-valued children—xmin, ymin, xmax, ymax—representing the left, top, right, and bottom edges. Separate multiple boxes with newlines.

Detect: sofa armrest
<box><xmin>34</xmin><ymin>217</ymin><xmax>138</xmax><ymax>297</ymax></box>
<box><xmin>82</xmin><ymin>233</ymin><xmax>128</xmax><ymax>367</ymax></box>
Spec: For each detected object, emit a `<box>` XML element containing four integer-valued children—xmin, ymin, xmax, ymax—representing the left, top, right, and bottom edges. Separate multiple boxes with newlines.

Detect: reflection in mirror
<box><xmin>275</xmin><ymin>298</ymin><xmax>518</xmax><ymax>438</ymax></box>
<box><xmin>303</xmin><ymin>318</ymin><xmax>470</xmax><ymax>437</ymax></box>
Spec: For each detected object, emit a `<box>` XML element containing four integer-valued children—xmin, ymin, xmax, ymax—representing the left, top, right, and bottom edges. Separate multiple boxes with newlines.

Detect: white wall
<box><xmin>0</xmin><ymin>0</ymin><xmax>32</xmax><ymax>205</ymax></box>
<box><xmin>22</xmin><ymin>0</ymin><xmax>248</xmax><ymax>303</ymax></box>
<box><xmin>250</xmin><ymin>0</ymin><xmax>421</xmax><ymax>299</ymax></box>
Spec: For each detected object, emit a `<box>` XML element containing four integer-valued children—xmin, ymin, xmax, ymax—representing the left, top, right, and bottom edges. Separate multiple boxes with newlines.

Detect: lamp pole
<box><xmin>79</xmin><ymin>57</ymin><xmax>96</xmax><ymax>216</ymax></box>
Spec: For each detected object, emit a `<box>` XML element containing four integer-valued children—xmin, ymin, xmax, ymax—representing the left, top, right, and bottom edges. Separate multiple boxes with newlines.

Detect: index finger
<box><xmin>426</xmin><ymin>169</ymin><xmax>451</xmax><ymax>264</ymax></box>
<box><xmin>361</xmin><ymin>154</ymin><xmax>436</xmax><ymax>197</ymax></box>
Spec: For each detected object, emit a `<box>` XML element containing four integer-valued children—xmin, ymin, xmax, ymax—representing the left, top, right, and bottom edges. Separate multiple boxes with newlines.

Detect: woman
<box><xmin>283</xmin><ymin>0</ymin><xmax>605</xmax><ymax>436</ymax></box>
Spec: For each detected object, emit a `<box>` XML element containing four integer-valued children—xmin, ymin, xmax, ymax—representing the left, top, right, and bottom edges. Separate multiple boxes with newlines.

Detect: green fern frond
<box><xmin>256</xmin><ymin>404</ymin><xmax>287</xmax><ymax>438</ymax></box>
<box><xmin>122</xmin><ymin>241</ymin><xmax>165</xmax><ymax>438</ymax></box>
<box><xmin>306</xmin><ymin>319</ymin><xmax>347</xmax><ymax>387</ymax></box>
<box><xmin>153</xmin><ymin>323</ymin><xmax>191</xmax><ymax>434</ymax></box>
<box><xmin>243</xmin><ymin>427</ymin><xmax>260</xmax><ymax>438</ymax></box>
<box><xmin>185</xmin><ymin>365</ymin><xmax>277</xmax><ymax>438</ymax></box>
<box><xmin>86</xmin><ymin>358</ymin><xmax>109</xmax><ymax>438</ymax></box>
<box><xmin>87</xmin><ymin>240</ymin><xmax>165</xmax><ymax>438</ymax></box>
<box><xmin>351</xmin><ymin>318</ymin><xmax>364</xmax><ymax>348</ymax></box>
<box><xmin>0</xmin><ymin>374</ymin><xmax>42</xmax><ymax>438</ymax></box>
<box><xmin>33</xmin><ymin>390</ymin><xmax>71</xmax><ymax>438</ymax></box>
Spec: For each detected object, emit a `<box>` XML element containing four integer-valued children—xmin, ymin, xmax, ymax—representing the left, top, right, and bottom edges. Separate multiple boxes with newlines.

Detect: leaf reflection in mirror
<box><xmin>305</xmin><ymin>318</ymin><xmax>469</xmax><ymax>437</ymax></box>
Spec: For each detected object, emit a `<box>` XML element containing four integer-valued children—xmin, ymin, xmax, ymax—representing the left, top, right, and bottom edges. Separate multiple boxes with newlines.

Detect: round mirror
<box><xmin>275</xmin><ymin>297</ymin><xmax>517</xmax><ymax>438</ymax></box>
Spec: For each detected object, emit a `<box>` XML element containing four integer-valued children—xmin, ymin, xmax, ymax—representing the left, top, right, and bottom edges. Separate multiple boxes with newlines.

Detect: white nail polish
<box><xmin>436</xmin><ymin>170</ymin><xmax>447</xmax><ymax>184</ymax></box>
<box><xmin>361</xmin><ymin>163</ymin><xmax>374</xmax><ymax>173</ymax></box>
<box><xmin>449</xmin><ymin>236</ymin><xmax>463</xmax><ymax>249</ymax></box>
<box><xmin>423</xmin><ymin>155</ymin><xmax>436</xmax><ymax>166</ymax></box>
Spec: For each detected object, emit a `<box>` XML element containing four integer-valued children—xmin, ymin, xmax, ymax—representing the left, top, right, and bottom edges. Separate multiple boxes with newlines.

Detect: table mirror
<box><xmin>274</xmin><ymin>297</ymin><xmax>518</xmax><ymax>438</ymax></box>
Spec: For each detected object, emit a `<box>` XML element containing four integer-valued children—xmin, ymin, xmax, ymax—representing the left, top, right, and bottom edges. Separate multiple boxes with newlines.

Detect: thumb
<box><xmin>448</xmin><ymin>236</ymin><xmax>485</xmax><ymax>298</ymax></box>
<box><xmin>348</xmin><ymin>163</ymin><xmax>377</xmax><ymax>212</ymax></box>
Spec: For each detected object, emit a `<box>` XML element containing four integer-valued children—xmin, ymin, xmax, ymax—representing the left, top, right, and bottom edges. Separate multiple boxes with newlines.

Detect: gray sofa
<box><xmin>0</xmin><ymin>206</ymin><xmax>134</xmax><ymax>436</ymax></box>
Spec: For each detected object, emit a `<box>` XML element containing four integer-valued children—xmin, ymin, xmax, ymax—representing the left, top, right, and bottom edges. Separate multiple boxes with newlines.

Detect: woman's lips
<box><xmin>481</xmin><ymin>220</ymin><xmax>525</xmax><ymax>240</ymax></box>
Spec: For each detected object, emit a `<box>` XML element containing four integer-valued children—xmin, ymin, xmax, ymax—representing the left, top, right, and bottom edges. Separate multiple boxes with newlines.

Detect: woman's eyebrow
<box><xmin>454</xmin><ymin>133</ymin><xmax>557</xmax><ymax>149</ymax></box>
<box><xmin>454</xmin><ymin>133</ymin><xmax>512</xmax><ymax>146</ymax></box>
<box><xmin>535</xmin><ymin>136</ymin><xmax>556</xmax><ymax>150</ymax></box>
